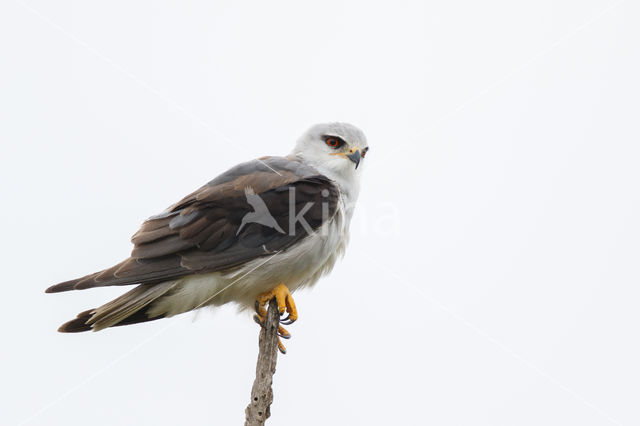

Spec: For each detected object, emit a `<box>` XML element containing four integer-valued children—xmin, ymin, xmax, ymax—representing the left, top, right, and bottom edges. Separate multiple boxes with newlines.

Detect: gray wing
<box><xmin>46</xmin><ymin>157</ymin><xmax>340</xmax><ymax>293</ymax></box>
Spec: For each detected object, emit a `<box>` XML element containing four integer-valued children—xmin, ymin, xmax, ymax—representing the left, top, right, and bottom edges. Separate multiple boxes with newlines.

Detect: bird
<box><xmin>46</xmin><ymin>122</ymin><xmax>369</xmax><ymax>353</ymax></box>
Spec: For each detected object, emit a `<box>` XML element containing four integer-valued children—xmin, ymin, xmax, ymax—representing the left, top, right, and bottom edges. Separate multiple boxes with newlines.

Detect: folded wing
<box><xmin>46</xmin><ymin>157</ymin><xmax>339</xmax><ymax>293</ymax></box>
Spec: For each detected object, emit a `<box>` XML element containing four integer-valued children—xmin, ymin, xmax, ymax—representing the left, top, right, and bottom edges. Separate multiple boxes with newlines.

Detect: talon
<box><xmin>253</xmin><ymin>314</ymin><xmax>264</xmax><ymax>327</ymax></box>
<box><xmin>278</xmin><ymin>338</ymin><xmax>287</xmax><ymax>354</ymax></box>
<box><xmin>278</xmin><ymin>325</ymin><xmax>291</xmax><ymax>339</ymax></box>
<box><xmin>254</xmin><ymin>301</ymin><xmax>267</xmax><ymax>318</ymax></box>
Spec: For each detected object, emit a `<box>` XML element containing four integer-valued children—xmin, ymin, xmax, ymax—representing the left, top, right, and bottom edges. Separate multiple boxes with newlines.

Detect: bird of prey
<box><xmin>47</xmin><ymin>122</ymin><xmax>369</xmax><ymax>353</ymax></box>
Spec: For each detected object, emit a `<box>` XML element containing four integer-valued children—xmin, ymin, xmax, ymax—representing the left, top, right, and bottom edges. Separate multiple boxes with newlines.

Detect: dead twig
<box><xmin>245</xmin><ymin>298</ymin><xmax>280</xmax><ymax>425</ymax></box>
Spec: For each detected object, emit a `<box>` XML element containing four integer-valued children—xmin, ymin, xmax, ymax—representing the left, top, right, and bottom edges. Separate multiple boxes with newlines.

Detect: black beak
<box><xmin>347</xmin><ymin>149</ymin><xmax>362</xmax><ymax>169</ymax></box>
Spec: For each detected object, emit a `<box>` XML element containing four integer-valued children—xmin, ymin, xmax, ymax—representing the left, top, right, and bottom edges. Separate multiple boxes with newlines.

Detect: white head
<box><xmin>291</xmin><ymin>122</ymin><xmax>369</xmax><ymax>185</ymax></box>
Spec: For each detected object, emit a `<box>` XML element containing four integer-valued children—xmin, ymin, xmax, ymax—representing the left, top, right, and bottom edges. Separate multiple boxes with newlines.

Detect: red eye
<box><xmin>326</xmin><ymin>138</ymin><xmax>340</xmax><ymax>148</ymax></box>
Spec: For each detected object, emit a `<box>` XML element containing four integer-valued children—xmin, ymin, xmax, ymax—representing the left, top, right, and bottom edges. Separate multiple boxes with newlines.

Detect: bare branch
<box><xmin>245</xmin><ymin>298</ymin><xmax>280</xmax><ymax>425</ymax></box>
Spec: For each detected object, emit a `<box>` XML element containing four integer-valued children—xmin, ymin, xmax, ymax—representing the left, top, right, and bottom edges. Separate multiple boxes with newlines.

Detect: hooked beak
<box><xmin>346</xmin><ymin>149</ymin><xmax>362</xmax><ymax>169</ymax></box>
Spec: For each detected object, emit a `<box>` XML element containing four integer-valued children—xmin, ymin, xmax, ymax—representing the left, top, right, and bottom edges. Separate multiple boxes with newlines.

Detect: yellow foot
<box><xmin>253</xmin><ymin>283</ymin><xmax>298</xmax><ymax>354</ymax></box>
<box><xmin>256</xmin><ymin>283</ymin><xmax>298</xmax><ymax>324</ymax></box>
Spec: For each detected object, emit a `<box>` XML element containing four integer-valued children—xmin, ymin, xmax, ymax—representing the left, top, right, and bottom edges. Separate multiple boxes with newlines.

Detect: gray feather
<box><xmin>87</xmin><ymin>281</ymin><xmax>177</xmax><ymax>331</ymax></box>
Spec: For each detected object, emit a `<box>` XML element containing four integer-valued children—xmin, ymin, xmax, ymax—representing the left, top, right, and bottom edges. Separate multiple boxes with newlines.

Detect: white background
<box><xmin>1</xmin><ymin>1</ymin><xmax>639</xmax><ymax>425</ymax></box>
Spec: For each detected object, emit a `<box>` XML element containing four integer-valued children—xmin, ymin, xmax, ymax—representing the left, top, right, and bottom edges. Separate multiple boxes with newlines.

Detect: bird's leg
<box><xmin>253</xmin><ymin>283</ymin><xmax>298</xmax><ymax>354</ymax></box>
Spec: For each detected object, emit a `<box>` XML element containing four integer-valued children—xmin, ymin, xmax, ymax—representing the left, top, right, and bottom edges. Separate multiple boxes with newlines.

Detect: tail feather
<box><xmin>57</xmin><ymin>281</ymin><xmax>177</xmax><ymax>333</ymax></box>
<box><xmin>58</xmin><ymin>309</ymin><xmax>95</xmax><ymax>333</ymax></box>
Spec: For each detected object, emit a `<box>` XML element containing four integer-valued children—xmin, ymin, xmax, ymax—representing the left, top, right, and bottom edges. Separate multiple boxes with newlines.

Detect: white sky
<box><xmin>1</xmin><ymin>1</ymin><xmax>639</xmax><ymax>425</ymax></box>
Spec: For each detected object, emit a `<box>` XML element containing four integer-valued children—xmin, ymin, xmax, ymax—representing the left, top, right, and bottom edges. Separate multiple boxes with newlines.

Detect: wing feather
<box><xmin>46</xmin><ymin>157</ymin><xmax>340</xmax><ymax>293</ymax></box>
